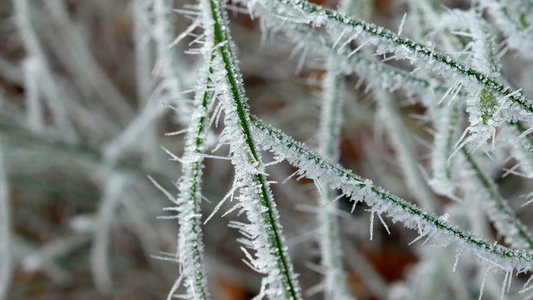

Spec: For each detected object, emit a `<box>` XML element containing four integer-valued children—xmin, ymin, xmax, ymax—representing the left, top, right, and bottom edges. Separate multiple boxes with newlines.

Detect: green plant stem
<box><xmin>171</xmin><ymin>56</ymin><xmax>214</xmax><ymax>300</ymax></box>
<box><xmin>204</xmin><ymin>0</ymin><xmax>302</xmax><ymax>298</ymax></box>
<box><xmin>249</xmin><ymin>114</ymin><xmax>533</xmax><ymax>268</ymax></box>
<box><xmin>249</xmin><ymin>0</ymin><xmax>533</xmax><ymax>115</ymax></box>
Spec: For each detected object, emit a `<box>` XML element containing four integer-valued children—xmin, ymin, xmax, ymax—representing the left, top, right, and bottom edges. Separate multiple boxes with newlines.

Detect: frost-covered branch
<box><xmin>241</xmin><ymin>0</ymin><xmax>533</xmax><ymax>144</ymax></box>
<box><xmin>249</xmin><ymin>114</ymin><xmax>533</xmax><ymax>273</ymax></box>
<box><xmin>198</xmin><ymin>0</ymin><xmax>302</xmax><ymax>298</ymax></box>
<box><xmin>165</xmin><ymin>44</ymin><xmax>214</xmax><ymax>300</ymax></box>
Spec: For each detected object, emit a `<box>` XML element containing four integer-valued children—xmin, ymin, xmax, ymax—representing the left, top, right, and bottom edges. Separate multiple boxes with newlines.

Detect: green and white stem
<box><xmin>165</xmin><ymin>46</ymin><xmax>214</xmax><ymax>300</ymax></box>
<box><xmin>199</xmin><ymin>0</ymin><xmax>302</xmax><ymax>298</ymax></box>
<box><xmin>250</xmin><ymin>115</ymin><xmax>533</xmax><ymax>275</ymax></box>
<box><xmin>242</xmin><ymin>0</ymin><xmax>533</xmax><ymax>147</ymax></box>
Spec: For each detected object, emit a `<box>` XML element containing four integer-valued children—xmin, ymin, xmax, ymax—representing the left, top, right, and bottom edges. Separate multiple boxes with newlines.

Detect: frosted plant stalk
<box><xmin>166</xmin><ymin>45</ymin><xmax>214</xmax><ymax>300</ymax></box>
<box><xmin>249</xmin><ymin>115</ymin><xmax>533</xmax><ymax>273</ymax></box>
<box><xmin>428</xmin><ymin>104</ymin><xmax>461</xmax><ymax>197</ymax></box>
<box><xmin>198</xmin><ymin>0</ymin><xmax>302</xmax><ymax>298</ymax></box>
<box><xmin>502</xmin><ymin>123</ymin><xmax>533</xmax><ymax>179</ymax></box>
<box><xmin>102</xmin><ymin>97</ymin><xmax>167</xmax><ymax>166</ymax></box>
<box><xmin>22</xmin><ymin>233</ymin><xmax>90</xmax><ymax>279</ymax></box>
<box><xmin>133</xmin><ymin>0</ymin><xmax>154</xmax><ymax>107</ymax></box>
<box><xmin>462</xmin><ymin>11</ymin><xmax>500</xmax><ymax>77</ymax></box>
<box><xmin>241</xmin><ymin>0</ymin><xmax>533</xmax><ymax>147</ymax></box>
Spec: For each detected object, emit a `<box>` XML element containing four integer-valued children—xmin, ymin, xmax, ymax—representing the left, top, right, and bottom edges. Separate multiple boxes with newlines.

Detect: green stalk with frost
<box><xmin>242</xmin><ymin>0</ymin><xmax>533</xmax><ymax>146</ymax></box>
<box><xmin>199</xmin><ymin>0</ymin><xmax>302</xmax><ymax>298</ymax></box>
<box><xmin>166</xmin><ymin>53</ymin><xmax>213</xmax><ymax>300</ymax></box>
<box><xmin>454</xmin><ymin>11</ymin><xmax>533</xmax><ymax>251</ymax></box>
<box><xmin>249</xmin><ymin>115</ymin><xmax>533</xmax><ymax>271</ymax></box>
